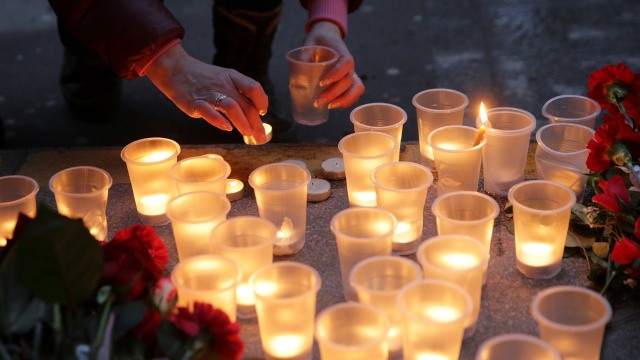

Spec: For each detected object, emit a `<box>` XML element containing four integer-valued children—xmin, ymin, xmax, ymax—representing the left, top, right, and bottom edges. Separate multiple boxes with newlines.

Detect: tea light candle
<box><xmin>519</xmin><ymin>242</ymin><xmax>555</xmax><ymax>267</ymax></box>
<box><xmin>473</xmin><ymin>102</ymin><xmax>488</xmax><ymax>146</ymax></box>
<box><xmin>243</xmin><ymin>123</ymin><xmax>272</xmax><ymax>145</ymax></box>
<box><xmin>226</xmin><ymin>179</ymin><xmax>244</xmax><ymax>201</ymax></box>
<box><xmin>321</xmin><ymin>158</ymin><xmax>345</xmax><ymax>180</ymax></box>
<box><xmin>307</xmin><ymin>178</ymin><xmax>330</xmax><ymax>202</ymax></box>
<box><xmin>139</xmin><ymin>194</ymin><xmax>171</xmax><ymax>216</ymax></box>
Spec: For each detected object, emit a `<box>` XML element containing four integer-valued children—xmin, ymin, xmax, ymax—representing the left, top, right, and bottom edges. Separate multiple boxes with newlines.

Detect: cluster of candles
<box><xmin>0</xmin><ymin>90</ymin><xmax>611</xmax><ymax>359</ymax></box>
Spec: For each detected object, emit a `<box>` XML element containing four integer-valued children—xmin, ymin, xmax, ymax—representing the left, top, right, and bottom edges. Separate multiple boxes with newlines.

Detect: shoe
<box><xmin>60</xmin><ymin>50</ymin><xmax>122</xmax><ymax>122</ymax></box>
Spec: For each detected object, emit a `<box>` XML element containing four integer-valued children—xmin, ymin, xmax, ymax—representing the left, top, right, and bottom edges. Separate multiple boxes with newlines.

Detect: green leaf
<box><xmin>565</xmin><ymin>230</ymin><xmax>595</xmax><ymax>248</ymax></box>
<box><xmin>15</xmin><ymin>205</ymin><xmax>104</xmax><ymax>307</ymax></box>
<box><xmin>0</xmin><ymin>240</ymin><xmax>45</xmax><ymax>335</ymax></box>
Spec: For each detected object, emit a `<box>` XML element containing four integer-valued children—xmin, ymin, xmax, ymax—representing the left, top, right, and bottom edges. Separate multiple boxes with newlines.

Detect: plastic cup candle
<box><xmin>413</xmin><ymin>88</ymin><xmax>469</xmax><ymax>171</ymax></box>
<box><xmin>225</xmin><ymin>179</ymin><xmax>244</xmax><ymax>201</ymax></box>
<box><xmin>171</xmin><ymin>254</ymin><xmax>240</xmax><ymax>321</ymax></box>
<box><xmin>0</xmin><ymin>175</ymin><xmax>39</xmax><ymax>246</ymax></box>
<box><xmin>349</xmin><ymin>255</ymin><xmax>423</xmax><ymax>355</ymax></box>
<box><xmin>49</xmin><ymin>166</ymin><xmax>113</xmax><ymax>241</ymax></box>
<box><xmin>166</xmin><ymin>191</ymin><xmax>231</xmax><ymax>261</ymax></box>
<box><xmin>508</xmin><ymin>180</ymin><xmax>576</xmax><ymax>279</ymax></box>
<box><xmin>531</xmin><ymin>286</ymin><xmax>612</xmax><ymax>360</ymax></box>
<box><xmin>249</xmin><ymin>163</ymin><xmax>311</xmax><ymax>255</ymax></box>
<box><xmin>243</xmin><ymin>123</ymin><xmax>273</xmax><ymax>145</ymax></box>
<box><xmin>169</xmin><ymin>155</ymin><xmax>230</xmax><ymax>195</ymax></box>
<box><xmin>330</xmin><ymin>207</ymin><xmax>397</xmax><ymax>301</ymax></box>
<box><xmin>338</xmin><ymin>132</ymin><xmax>397</xmax><ymax>207</ymax></box>
<box><xmin>428</xmin><ymin>125</ymin><xmax>486</xmax><ymax>196</ymax></box>
<box><xmin>315</xmin><ymin>302</ymin><xmax>391</xmax><ymax>360</ymax></box>
<box><xmin>417</xmin><ymin>235</ymin><xmax>488</xmax><ymax>337</ymax></box>
<box><xmin>250</xmin><ymin>261</ymin><xmax>321</xmax><ymax>360</ymax></box>
<box><xmin>398</xmin><ymin>279</ymin><xmax>472</xmax><ymax>360</ymax></box>
<box><xmin>431</xmin><ymin>191</ymin><xmax>499</xmax><ymax>283</ymax></box>
<box><xmin>350</xmin><ymin>102</ymin><xmax>408</xmax><ymax>161</ymax></box>
<box><xmin>535</xmin><ymin>123</ymin><xmax>595</xmax><ymax>202</ymax></box>
<box><xmin>476</xmin><ymin>107</ymin><xmax>536</xmax><ymax>196</ymax></box>
<box><xmin>210</xmin><ymin>216</ymin><xmax>276</xmax><ymax>318</ymax></box>
<box><xmin>371</xmin><ymin>161</ymin><xmax>433</xmax><ymax>255</ymax></box>
<box><xmin>120</xmin><ymin>137</ymin><xmax>180</xmax><ymax>225</ymax></box>
<box><xmin>542</xmin><ymin>94</ymin><xmax>601</xmax><ymax>129</ymax></box>
<box><xmin>475</xmin><ymin>333</ymin><xmax>561</xmax><ymax>360</ymax></box>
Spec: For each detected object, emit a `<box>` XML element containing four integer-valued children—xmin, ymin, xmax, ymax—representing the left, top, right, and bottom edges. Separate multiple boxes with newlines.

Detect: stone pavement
<box><xmin>1</xmin><ymin>0</ymin><xmax>640</xmax><ymax>148</ymax></box>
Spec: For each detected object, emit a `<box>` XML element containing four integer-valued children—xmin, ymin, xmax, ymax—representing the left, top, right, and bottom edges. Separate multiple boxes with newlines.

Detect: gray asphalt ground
<box><xmin>1</xmin><ymin>0</ymin><xmax>640</xmax><ymax>149</ymax></box>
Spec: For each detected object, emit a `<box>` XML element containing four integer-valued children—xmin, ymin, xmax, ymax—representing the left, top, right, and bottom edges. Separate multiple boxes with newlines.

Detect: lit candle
<box><xmin>519</xmin><ymin>242</ymin><xmax>555</xmax><ymax>267</ymax></box>
<box><xmin>243</xmin><ymin>123</ymin><xmax>272</xmax><ymax>145</ymax></box>
<box><xmin>307</xmin><ymin>178</ymin><xmax>331</xmax><ymax>202</ymax></box>
<box><xmin>276</xmin><ymin>217</ymin><xmax>295</xmax><ymax>246</ymax></box>
<box><xmin>351</xmin><ymin>191</ymin><xmax>377</xmax><ymax>207</ymax></box>
<box><xmin>226</xmin><ymin>179</ymin><xmax>244</xmax><ymax>201</ymax></box>
<box><xmin>321</xmin><ymin>157</ymin><xmax>346</xmax><ymax>180</ymax></box>
<box><xmin>139</xmin><ymin>194</ymin><xmax>171</xmax><ymax>216</ymax></box>
<box><xmin>473</xmin><ymin>102</ymin><xmax>488</xmax><ymax>146</ymax></box>
<box><xmin>267</xmin><ymin>334</ymin><xmax>307</xmax><ymax>358</ymax></box>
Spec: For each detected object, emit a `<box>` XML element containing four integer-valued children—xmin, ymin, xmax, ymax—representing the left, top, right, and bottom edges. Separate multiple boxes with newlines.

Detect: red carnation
<box><xmin>586</xmin><ymin>120</ymin><xmax>640</xmax><ymax>172</ymax></box>
<box><xmin>591</xmin><ymin>176</ymin><xmax>629</xmax><ymax>212</ymax></box>
<box><xmin>588</xmin><ymin>63</ymin><xmax>640</xmax><ymax>115</ymax></box>
<box><xmin>112</xmin><ymin>224</ymin><xmax>169</xmax><ymax>273</ymax></box>
<box><xmin>169</xmin><ymin>302</ymin><xmax>244</xmax><ymax>360</ymax></box>
<box><xmin>611</xmin><ymin>237</ymin><xmax>640</xmax><ymax>266</ymax></box>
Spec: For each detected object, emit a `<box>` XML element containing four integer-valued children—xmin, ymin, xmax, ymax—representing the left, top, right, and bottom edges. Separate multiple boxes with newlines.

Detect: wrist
<box><xmin>139</xmin><ymin>40</ymin><xmax>184</xmax><ymax>77</ymax></box>
<box><xmin>308</xmin><ymin>21</ymin><xmax>342</xmax><ymax>38</ymax></box>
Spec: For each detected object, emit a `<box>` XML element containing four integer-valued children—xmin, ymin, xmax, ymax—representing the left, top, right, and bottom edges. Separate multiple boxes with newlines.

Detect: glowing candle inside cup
<box><xmin>243</xmin><ymin>123</ymin><xmax>273</xmax><ymax>145</ymax></box>
<box><xmin>0</xmin><ymin>175</ymin><xmax>39</xmax><ymax>246</ymax></box>
<box><xmin>250</xmin><ymin>262</ymin><xmax>321</xmax><ymax>360</ymax></box>
<box><xmin>508</xmin><ymin>180</ymin><xmax>576</xmax><ymax>279</ymax></box>
<box><xmin>210</xmin><ymin>216</ymin><xmax>276</xmax><ymax>318</ymax></box>
<box><xmin>225</xmin><ymin>179</ymin><xmax>244</xmax><ymax>202</ymax></box>
<box><xmin>473</xmin><ymin>102</ymin><xmax>488</xmax><ymax>146</ymax></box>
<box><xmin>121</xmin><ymin>137</ymin><xmax>180</xmax><ymax>226</ymax></box>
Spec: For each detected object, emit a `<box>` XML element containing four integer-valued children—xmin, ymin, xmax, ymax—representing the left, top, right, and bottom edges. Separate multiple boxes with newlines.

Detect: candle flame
<box><xmin>479</xmin><ymin>102</ymin><xmax>488</xmax><ymax>126</ymax></box>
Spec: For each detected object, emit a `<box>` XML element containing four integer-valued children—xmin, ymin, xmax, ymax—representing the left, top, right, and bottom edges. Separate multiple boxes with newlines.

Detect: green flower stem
<box><xmin>600</xmin><ymin>254</ymin><xmax>617</xmax><ymax>296</ymax></box>
<box><xmin>616</xmin><ymin>99</ymin><xmax>637</xmax><ymax>131</ymax></box>
<box><xmin>91</xmin><ymin>295</ymin><xmax>114</xmax><ymax>351</ymax></box>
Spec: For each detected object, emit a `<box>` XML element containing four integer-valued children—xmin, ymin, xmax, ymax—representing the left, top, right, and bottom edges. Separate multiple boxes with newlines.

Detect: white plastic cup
<box><xmin>169</xmin><ymin>155</ymin><xmax>231</xmax><ymax>195</ymax></box>
<box><xmin>476</xmin><ymin>107</ymin><xmax>536</xmax><ymax>196</ymax></box>
<box><xmin>475</xmin><ymin>333</ymin><xmax>561</xmax><ymax>360</ymax></box>
<box><xmin>286</xmin><ymin>45</ymin><xmax>338</xmax><ymax>126</ymax></box>
<box><xmin>531</xmin><ymin>285</ymin><xmax>612</xmax><ymax>360</ymax></box>
<box><xmin>535</xmin><ymin>123</ymin><xmax>595</xmax><ymax>202</ymax></box>
<box><xmin>542</xmin><ymin>95</ymin><xmax>601</xmax><ymax>129</ymax></box>
<box><xmin>49</xmin><ymin>166</ymin><xmax>112</xmax><ymax>241</ymax></box>
<box><xmin>350</xmin><ymin>102</ymin><xmax>408</xmax><ymax>161</ymax></box>
<box><xmin>413</xmin><ymin>88</ymin><xmax>469</xmax><ymax>171</ymax></box>
<box><xmin>0</xmin><ymin>175</ymin><xmax>39</xmax><ymax>245</ymax></box>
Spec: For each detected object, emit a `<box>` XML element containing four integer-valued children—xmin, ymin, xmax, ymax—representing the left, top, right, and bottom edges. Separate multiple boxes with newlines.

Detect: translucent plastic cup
<box><xmin>49</xmin><ymin>166</ymin><xmax>112</xmax><ymax>241</ymax></box>
<box><xmin>371</xmin><ymin>161</ymin><xmax>433</xmax><ymax>255</ymax></box>
<box><xmin>171</xmin><ymin>254</ymin><xmax>240</xmax><ymax>321</ymax></box>
<box><xmin>531</xmin><ymin>286</ymin><xmax>612</xmax><ymax>360</ymax></box>
<box><xmin>431</xmin><ymin>190</ymin><xmax>499</xmax><ymax>283</ymax></box>
<box><xmin>477</xmin><ymin>107</ymin><xmax>536</xmax><ymax>196</ymax></box>
<box><xmin>166</xmin><ymin>191</ymin><xmax>231</xmax><ymax>261</ymax></box>
<box><xmin>508</xmin><ymin>180</ymin><xmax>576</xmax><ymax>279</ymax></box>
<box><xmin>169</xmin><ymin>155</ymin><xmax>231</xmax><ymax>195</ymax></box>
<box><xmin>416</xmin><ymin>235</ymin><xmax>488</xmax><ymax>337</ymax></box>
<box><xmin>210</xmin><ymin>216</ymin><xmax>276</xmax><ymax>319</ymax></box>
<box><xmin>121</xmin><ymin>137</ymin><xmax>180</xmax><ymax>225</ymax></box>
<box><xmin>398</xmin><ymin>279</ymin><xmax>472</xmax><ymax>360</ymax></box>
<box><xmin>338</xmin><ymin>132</ymin><xmax>397</xmax><ymax>207</ymax></box>
<box><xmin>250</xmin><ymin>261</ymin><xmax>321</xmax><ymax>360</ymax></box>
<box><xmin>428</xmin><ymin>125</ymin><xmax>486</xmax><ymax>196</ymax></box>
<box><xmin>542</xmin><ymin>95</ymin><xmax>601</xmax><ymax>129</ymax></box>
<box><xmin>349</xmin><ymin>255</ymin><xmax>422</xmax><ymax>355</ymax></box>
<box><xmin>249</xmin><ymin>163</ymin><xmax>311</xmax><ymax>256</ymax></box>
<box><xmin>535</xmin><ymin>123</ymin><xmax>595</xmax><ymax>202</ymax></box>
<box><xmin>413</xmin><ymin>88</ymin><xmax>469</xmax><ymax>171</ymax></box>
<box><xmin>330</xmin><ymin>207</ymin><xmax>397</xmax><ymax>301</ymax></box>
<box><xmin>350</xmin><ymin>102</ymin><xmax>408</xmax><ymax>161</ymax></box>
<box><xmin>315</xmin><ymin>302</ymin><xmax>390</xmax><ymax>360</ymax></box>
<box><xmin>475</xmin><ymin>333</ymin><xmax>561</xmax><ymax>360</ymax></box>
<box><xmin>286</xmin><ymin>45</ymin><xmax>338</xmax><ymax>126</ymax></box>
<box><xmin>0</xmin><ymin>175</ymin><xmax>39</xmax><ymax>245</ymax></box>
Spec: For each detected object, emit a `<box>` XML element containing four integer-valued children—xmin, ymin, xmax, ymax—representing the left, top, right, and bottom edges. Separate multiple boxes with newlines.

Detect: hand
<box><xmin>303</xmin><ymin>21</ymin><xmax>365</xmax><ymax>109</ymax></box>
<box><xmin>145</xmin><ymin>44</ymin><xmax>268</xmax><ymax>143</ymax></box>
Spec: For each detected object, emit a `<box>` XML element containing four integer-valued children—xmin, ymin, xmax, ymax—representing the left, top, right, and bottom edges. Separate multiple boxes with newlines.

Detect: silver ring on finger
<box><xmin>213</xmin><ymin>93</ymin><xmax>227</xmax><ymax>110</ymax></box>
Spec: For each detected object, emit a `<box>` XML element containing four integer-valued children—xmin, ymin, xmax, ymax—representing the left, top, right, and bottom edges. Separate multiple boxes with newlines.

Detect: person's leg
<box><xmin>213</xmin><ymin>0</ymin><xmax>297</xmax><ymax>142</ymax></box>
<box><xmin>57</xmin><ymin>20</ymin><xmax>122</xmax><ymax>122</ymax></box>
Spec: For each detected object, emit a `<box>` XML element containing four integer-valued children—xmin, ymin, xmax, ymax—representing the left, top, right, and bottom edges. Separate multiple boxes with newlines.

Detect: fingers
<box><xmin>193</xmin><ymin>99</ymin><xmax>233</xmax><ymax>131</ymax></box>
<box><xmin>195</xmin><ymin>93</ymin><xmax>267</xmax><ymax>143</ymax></box>
<box><xmin>231</xmin><ymin>74</ymin><xmax>269</xmax><ymax>116</ymax></box>
<box><xmin>316</xmin><ymin>73</ymin><xmax>365</xmax><ymax>109</ymax></box>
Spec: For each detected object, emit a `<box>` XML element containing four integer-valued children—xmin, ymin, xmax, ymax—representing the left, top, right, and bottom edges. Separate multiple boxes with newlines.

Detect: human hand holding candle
<box><xmin>473</xmin><ymin>102</ymin><xmax>488</xmax><ymax>146</ymax></box>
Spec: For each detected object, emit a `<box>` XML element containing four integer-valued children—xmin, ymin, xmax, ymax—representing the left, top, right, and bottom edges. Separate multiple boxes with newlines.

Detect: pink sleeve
<box><xmin>305</xmin><ymin>0</ymin><xmax>349</xmax><ymax>37</ymax></box>
<box><xmin>135</xmin><ymin>39</ymin><xmax>182</xmax><ymax>77</ymax></box>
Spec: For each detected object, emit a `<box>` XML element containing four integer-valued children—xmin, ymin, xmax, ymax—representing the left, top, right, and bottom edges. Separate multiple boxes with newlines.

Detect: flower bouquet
<box><xmin>571</xmin><ymin>63</ymin><xmax>640</xmax><ymax>301</ymax></box>
<box><xmin>0</xmin><ymin>205</ymin><xmax>243</xmax><ymax>359</ymax></box>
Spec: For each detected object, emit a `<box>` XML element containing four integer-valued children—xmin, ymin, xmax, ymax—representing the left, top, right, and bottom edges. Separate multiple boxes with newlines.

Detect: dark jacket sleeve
<box><xmin>299</xmin><ymin>0</ymin><xmax>364</xmax><ymax>13</ymax></box>
<box><xmin>48</xmin><ymin>0</ymin><xmax>185</xmax><ymax>79</ymax></box>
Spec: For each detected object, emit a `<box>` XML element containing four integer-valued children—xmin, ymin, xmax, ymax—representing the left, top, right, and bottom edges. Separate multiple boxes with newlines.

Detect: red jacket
<box><xmin>49</xmin><ymin>0</ymin><xmax>363</xmax><ymax>80</ymax></box>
